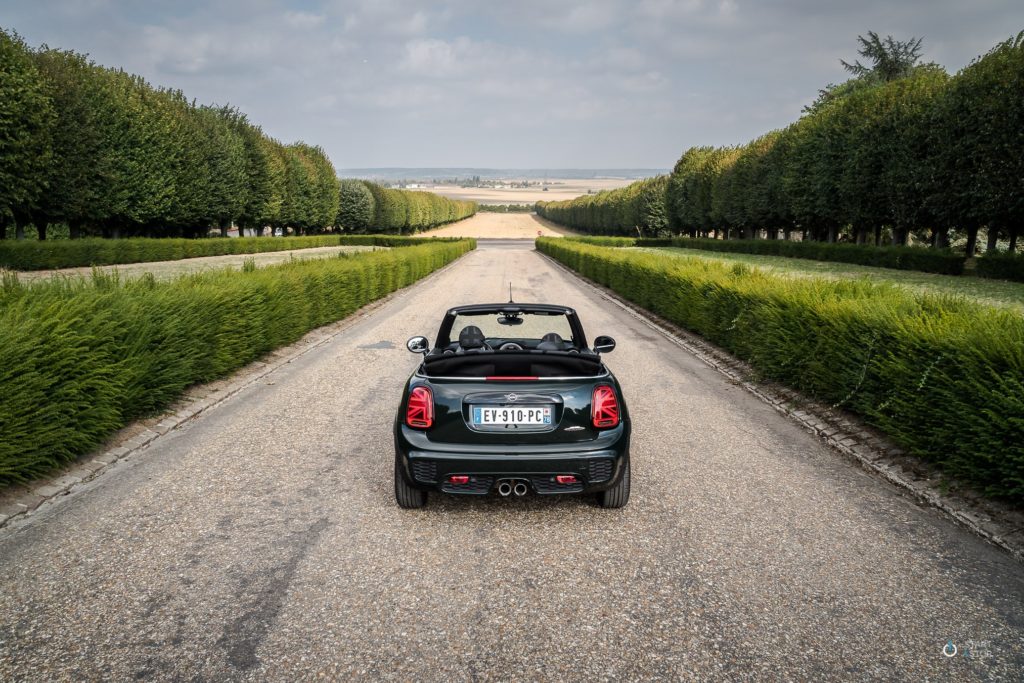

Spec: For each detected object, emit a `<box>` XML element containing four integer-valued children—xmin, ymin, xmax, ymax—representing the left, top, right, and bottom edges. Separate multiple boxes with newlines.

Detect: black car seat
<box><xmin>457</xmin><ymin>325</ymin><xmax>489</xmax><ymax>353</ymax></box>
<box><xmin>537</xmin><ymin>332</ymin><xmax>565</xmax><ymax>351</ymax></box>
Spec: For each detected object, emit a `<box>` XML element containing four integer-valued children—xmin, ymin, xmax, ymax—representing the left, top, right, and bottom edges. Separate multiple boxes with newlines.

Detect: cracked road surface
<box><xmin>1</xmin><ymin>240</ymin><xmax>1023</xmax><ymax>681</ymax></box>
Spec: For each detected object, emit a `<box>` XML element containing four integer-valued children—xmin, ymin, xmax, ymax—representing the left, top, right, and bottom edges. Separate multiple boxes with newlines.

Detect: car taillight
<box><xmin>406</xmin><ymin>386</ymin><xmax>433</xmax><ymax>429</ymax></box>
<box><xmin>591</xmin><ymin>385</ymin><xmax>619</xmax><ymax>428</ymax></box>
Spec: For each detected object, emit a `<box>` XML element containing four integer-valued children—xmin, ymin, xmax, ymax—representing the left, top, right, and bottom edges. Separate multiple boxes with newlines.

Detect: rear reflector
<box><xmin>486</xmin><ymin>376</ymin><xmax>538</xmax><ymax>381</ymax></box>
<box><xmin>406</xmin><ymin>386</ymin><xmax>433</xmax><ymax>429</ymax></box>
<box><xmin>591</xmin><ymin>385</ymin><xmax>620</xmax><ymax>428</ymax></box>
<box><xmin>555</xmin><ymin>475</ymin><xmax>578</xmax><ymax>485</ymax></box>
<box><xmin>448</xmin><ymin>475</ymin><xmax>470</xmax><ymax>485</ymax></box>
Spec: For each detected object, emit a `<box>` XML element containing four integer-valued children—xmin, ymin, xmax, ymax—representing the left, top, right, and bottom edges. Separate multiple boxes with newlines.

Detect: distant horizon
<box><xmin>338</xmin><ymin>168</ymin><xmax>669</xmax><ymax>181</ymax></box>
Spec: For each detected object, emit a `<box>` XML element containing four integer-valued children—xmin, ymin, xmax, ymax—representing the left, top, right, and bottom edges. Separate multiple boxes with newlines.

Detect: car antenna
<box><xmin>508</xmin><ymin>282</ymin><xmax>513</xmax><ymax>303</ymax></box>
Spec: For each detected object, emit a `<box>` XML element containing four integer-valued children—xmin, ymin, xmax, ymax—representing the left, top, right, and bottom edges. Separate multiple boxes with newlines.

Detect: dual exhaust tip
<box><xmin>497</xmin><ymin>480</ymin><xmax>527</xmax><ymax>497</ymax></box>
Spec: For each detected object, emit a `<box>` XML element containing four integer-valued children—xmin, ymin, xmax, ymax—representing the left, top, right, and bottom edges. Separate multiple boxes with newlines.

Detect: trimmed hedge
<box><xmin>0</xmin><ymin>234</ymin><xmax>470</xmax><ymax>271</ymax></box>
<box><xmin>361</xmin><ymin>181</ymin><xmax>477</xmax><ymax>233</ymax></box>
<box><xmin>0</xmin><ymin>239</ymin><xmax>475</xmax><ymax>483</ymax></box>
<box><xmin>535</xmin><ymin>176</ymin><xmax>669</xmax><ymax>236</ymax></box>
<box><xmin>650</xmin><ymin>237</ymin><xmax>966</xmax><ymax>275</ymax></box>
<box><xmin>537</xmin><ymin>237</ymin><xmax>1024</xmax><ymax>501</ymax></box>
<box><xmin>976</xmin><ymin>252</ymin><xmax>1024</xmax><ymax>283</ymax></box>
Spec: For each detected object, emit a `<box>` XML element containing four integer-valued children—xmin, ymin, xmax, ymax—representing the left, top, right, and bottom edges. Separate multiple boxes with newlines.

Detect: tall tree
<box><xmin>805</xmin><ymin>32</ymin><xmax>928</xmax><ymax>114</ymax></box>
<box><xmin>930</xmin><ymin>31</ymin><xmax>1024</xmax><ymax>253</ymax></box>
<box><xmin>0</xmin><ymin>29</ymin><xmax>53</xmax><ymax>239</ymax></box>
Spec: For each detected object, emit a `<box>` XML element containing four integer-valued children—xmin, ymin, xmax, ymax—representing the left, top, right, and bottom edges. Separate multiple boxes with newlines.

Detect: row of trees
<box><xmin>1</xmin><ymin>30</ymin><xmax>468</xmax><ymax>240</ymax></box>
<box><xmin>337</xmin><ymin>181</ymin><xmax>475</xmax><ymax>234</ymax></box>
<box><xmin>534</xmin><ymin>176</ymin><xmax>668</xmax><ymax>236</ymax></box>
<box><xmin>666</xmin><ymin>32</ymin><xmax>1023</xmax><ymax>253</ymax></box>
<box><xmin>0</xmin><ymin>30</ymin><xmax>342</xmax><ymax>239</ymax></box>
<box><xmin>534</xmin><ymin>33</ymin><xmax>1021</xmax><ymax>254</ymax></box>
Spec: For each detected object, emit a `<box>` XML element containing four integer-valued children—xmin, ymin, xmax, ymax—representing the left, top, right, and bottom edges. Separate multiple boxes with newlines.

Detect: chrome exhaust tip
<box><xmin>513</xmin><ymin>482</ymin><xmax>528</xmax><ymax>497</ymax></box>
<box><xmin>497</xmin><ymin>482</ymin><xmax>512</xmax><ymax>497</ymax></box>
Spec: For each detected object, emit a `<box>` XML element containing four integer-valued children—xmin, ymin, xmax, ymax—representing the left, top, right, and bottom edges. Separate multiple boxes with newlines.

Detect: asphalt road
<box><xmin>2</xmin><ymin>240</ymin><xmax>1022</xmax><ymax>681</ymax></box>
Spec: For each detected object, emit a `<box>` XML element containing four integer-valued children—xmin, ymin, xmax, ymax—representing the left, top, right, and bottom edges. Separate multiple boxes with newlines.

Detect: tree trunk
<box><xmin>256</xmin><ymin>225</ymin><xmax>265</xmax><ymax>237</ymax></box>
<box><xmin>986</xmin><ymin>226</ymin><xmax>1000</xmax><ymax>253</ymax></box>
<box><xmin>15</xmin><ymin>222</ymin><xmax>25</xmax><ymax>240</ymax></box>
<box><xmin>827</xmin><ymin>225</ymin><xmax>836</xmax><ymax>243</ymax></box>
<box><xmin>1009</xmin><ymin>228</ymin><xmax>1018</xmax><ymax>253</ymax></box>
<box><xmin>873</xmin><ymin>225</ymin><xmax>882</xmax><ymax>246</ymax></box>
<box><xmin>783</xmin><ymin>228</ymin><xmax>792</xmax><ymax>241</ymax></box>
<box><xmin>37</xmin><ymin>221</ymin><xmax>48</xmax><ymax>241</ymax></box>
<box><xmin>965</xmin><ymin>226</ymin><xmax>979</xmax><ymax>257</ymax></box>
<box><xmin>69</xmin><ymin>220</ymin><xmax>81</xmax><ymax>240</ymax></box>
<box><xmin>219</xmin><ymin>218</ymin><xmax>229</xmax><ymax>238</ymax></box>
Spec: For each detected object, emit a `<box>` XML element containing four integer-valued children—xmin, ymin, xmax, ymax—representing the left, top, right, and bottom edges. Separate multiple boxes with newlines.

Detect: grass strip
<box><xmin>0</xmin><ymin>235</ymin><xmax>471</xmax><ymax>271</ymax></box>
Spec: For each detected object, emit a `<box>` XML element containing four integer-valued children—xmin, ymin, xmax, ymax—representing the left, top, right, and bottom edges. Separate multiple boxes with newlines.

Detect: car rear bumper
<box><xmin>394</xmin><ymin>425</ymin><xmax>630</xmax><ymax>496</ymax></box>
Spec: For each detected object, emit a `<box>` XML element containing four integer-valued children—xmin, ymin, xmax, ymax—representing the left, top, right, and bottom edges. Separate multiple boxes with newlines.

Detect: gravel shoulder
<box><xmin>1</xmin><ymin>241</ymin><xmax>1021</xmax><ymax>681</ymax></box>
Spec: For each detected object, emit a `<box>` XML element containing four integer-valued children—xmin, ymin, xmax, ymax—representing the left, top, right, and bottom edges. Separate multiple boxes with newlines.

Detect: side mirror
<box><xmin>406</xmin><ymin>336</ymin><xmax>429</xmax><ymax>355</ymax></box>
<box><xmin>593</xmin><ymin>335</ymin><xmax>616</xmax><ymax>354</ymax></box>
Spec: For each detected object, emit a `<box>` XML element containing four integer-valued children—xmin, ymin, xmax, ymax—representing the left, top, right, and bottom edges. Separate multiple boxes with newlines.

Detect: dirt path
<box><xmin>11</xmin><ymin>245</ymin><xmax>380</xmax><ymax>283</ymax></box>
<box><xmin>418</xmin><ymin>212</ymin><xmax>577</xmax><ymax>238</ymax></box>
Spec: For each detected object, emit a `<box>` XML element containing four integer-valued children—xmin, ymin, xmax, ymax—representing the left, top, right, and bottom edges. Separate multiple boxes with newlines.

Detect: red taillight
<box><xmin>406</xmin><ymin>386</ymin><xmax>433</xmax><ymax>429</ymax></box>
<box><xmin>591</xmin><ymin>385</ymin><xmax>619</xmax><ymax>428</ymax></box>
<box><xmin>449</xmin><ymin>475</ymin><xmax>470</xmax><ymax>485</ymax></box>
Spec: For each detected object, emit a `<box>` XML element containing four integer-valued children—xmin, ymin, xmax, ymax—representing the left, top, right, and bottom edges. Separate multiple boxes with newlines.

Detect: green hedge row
<box><xmin>0</xmin><ymin>239</ymin><xmax>475</xmax><ymax>483</ymax></box>
<box><xmin>535</xmin><ymin>176</ymin><xmax>669</xmax><ymax>236</ymax></box>
<box><xmin>362</xmin><ymin>182</ymin><xmax>477</xmax><ymax>233</ymax></box>
<box><xmin>658</xmin><ymin>237</ymin><xmax>966</xmax><ymax>275</ymax></box>
<box><xmin>537</xmin><ymin>238</ymin><xmax>1024</xmax><ymax>501</ymax></box>
<box><xmin>975</xmin><ymin>252</ymin><xmax>1024</xmax><ymax>283</ymax></box>
<box><xmin>0</xmin><ymin>234</ymin><xmax>470</xmax><ymax>270</ymax></box>
<box><xmin>562</xmin><ymin>235</ymin><xmax>1024</xmax><ymax>282</ymax></box>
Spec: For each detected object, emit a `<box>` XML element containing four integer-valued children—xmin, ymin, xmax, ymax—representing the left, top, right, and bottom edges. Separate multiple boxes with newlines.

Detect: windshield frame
<box><xmin>433</xmin><ymin>303</ymin><xmax>588</xmax><ymax>350</ymax></box>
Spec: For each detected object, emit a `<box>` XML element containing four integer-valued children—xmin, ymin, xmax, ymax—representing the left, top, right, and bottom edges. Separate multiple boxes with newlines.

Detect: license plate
<box><xmin>473</xmin><ymin>406</ymin><xmax>552</xmax><ymax>425</ymax></box>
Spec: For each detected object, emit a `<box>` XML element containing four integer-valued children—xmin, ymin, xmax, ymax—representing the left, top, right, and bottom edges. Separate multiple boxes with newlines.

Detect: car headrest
<box><xmin>537</xmin><ymin>331</ymin><xmax>565</xmax><ymax>351</ymax></box>
<box><xmin>458</xmin><ymin>325</ymin><xmax>486</xmax><ymax>349</ymax></box>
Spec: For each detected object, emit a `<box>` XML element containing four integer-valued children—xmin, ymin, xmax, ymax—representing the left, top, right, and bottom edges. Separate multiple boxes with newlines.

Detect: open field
<box><xmin>418</xmin><ymin>211</ymin><xmax>578</xmax><ymax>238</ymax></box>
<box><xmin>7</xmin><ymin>245</ymin><xmax>381</xmax><ymax>283</ymax></box>
<box><xmin>647</xmin><ymin>247</ymin><xmax>1024</xmax><ymax>312</ymax></box>
<box><xmin>425</xmin><ymin>178</ymin><xmax>638</xmax><ymax>204</ymax></box>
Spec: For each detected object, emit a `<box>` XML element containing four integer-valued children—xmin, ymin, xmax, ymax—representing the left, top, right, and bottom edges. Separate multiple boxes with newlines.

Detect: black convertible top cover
<box><xmin>422</xmin><ymin>351</ymin><xmax>603</xmax><ymax>378</ymax></box>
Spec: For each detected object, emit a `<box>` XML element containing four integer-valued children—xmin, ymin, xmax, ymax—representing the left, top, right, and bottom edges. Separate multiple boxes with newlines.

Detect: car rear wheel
<box><xmin>394</xmin><ymin>457</ymin><xmax>427</xmax><ymax>509</ymax></box>
<box><xmin>597</xmin><ymin>457</ymin><xmax>630</xmax><ymax>509</ymax></box>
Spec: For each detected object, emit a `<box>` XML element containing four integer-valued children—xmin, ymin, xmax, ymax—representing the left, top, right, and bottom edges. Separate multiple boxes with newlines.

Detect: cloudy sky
<box><xmin>3</xmin><ymin>1</ymin><xmax>1020</xmax><ymax>169</ymax></box>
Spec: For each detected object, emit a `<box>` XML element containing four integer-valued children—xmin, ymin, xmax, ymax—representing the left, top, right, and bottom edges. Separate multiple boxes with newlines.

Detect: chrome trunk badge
<box><xmin>505</xmin><ymin>393</ymin><xmax>518</xmax><ymax>402</ymax></box>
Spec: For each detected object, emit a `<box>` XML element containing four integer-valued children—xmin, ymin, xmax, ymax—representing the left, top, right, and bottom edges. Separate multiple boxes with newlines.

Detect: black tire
<box><xmin>394</xmin><ymin>456</ymin><xmax>427</xmax><ymax>509</ymax></box>
<box><xmin>597</xmin><ymin>457</ymin><xmax>630</xmax><ymax>509</ymax></box>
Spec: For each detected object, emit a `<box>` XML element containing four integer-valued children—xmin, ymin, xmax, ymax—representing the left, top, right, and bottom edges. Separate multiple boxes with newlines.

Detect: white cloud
<box><xmin>401</xmin><ymin>38</ymin><xmax>459</xmax><ymax>75</ymax></box>
<box><xmin>5</xmin><ymin>0</ymin><xmax>1020</xmax><ymax>167</ymax></box>
<box><xmin>284</xmin><ymin>11</ymin><xmax>325</xmax><ymax>28</ymax></box>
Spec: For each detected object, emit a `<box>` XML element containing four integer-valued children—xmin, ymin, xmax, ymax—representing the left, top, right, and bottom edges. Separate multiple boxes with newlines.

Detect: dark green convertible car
<box><xmin>394</xmin><ymin>302</ymin><xmax>631</xmax><ymax>509</ymax></box>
